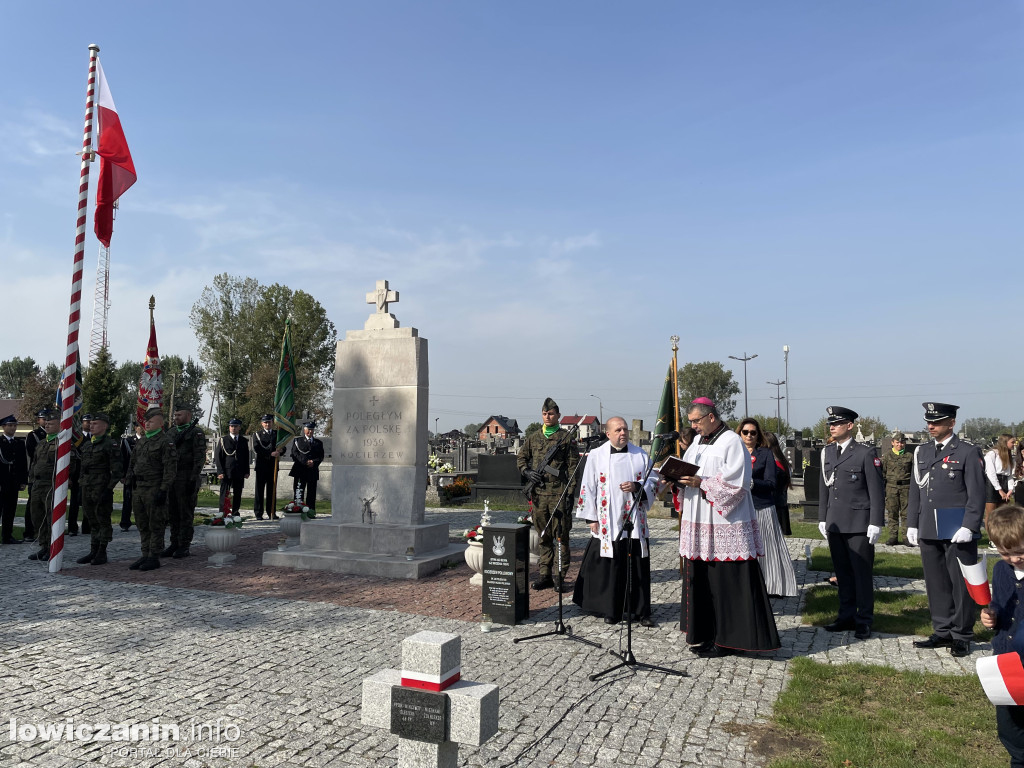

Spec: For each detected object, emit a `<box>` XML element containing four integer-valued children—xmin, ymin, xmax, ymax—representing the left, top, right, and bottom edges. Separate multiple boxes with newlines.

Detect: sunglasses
<box><xmin>741</xmin><ymin>429</ymin><xmax>758</xmax><ymax>436</ymax></box>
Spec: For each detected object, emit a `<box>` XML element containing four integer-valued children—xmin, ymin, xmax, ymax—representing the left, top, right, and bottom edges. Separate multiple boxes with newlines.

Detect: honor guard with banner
<box><xmin>127</xmin><ymin>407</ymin><xmax>177</xmax><ymax>571</ymax></box>
<box><xmin>162</xmin><ymin>404</ymin><xmax>206</xmax><ymax>559</ymax></box>
<box><xmin>252</xmin><ymin>414</ymin><xmax>279</xmax><ymax>520</ymax></box>
<box><xmin>517</xmin><ymin>397</ymin><xmax>579</xmax><ymax>592</ymax></box>
<box><xmin>76</xmin><ymin>413</ymin><xmax>122</xmax><ymax>565</ymax></box>
<box><xmin>908</xmin><ymin>402</ymin><xmax>986</xmax><ymax>657</ymax></box>
<box><xmin>817</xmin><ymin>406</ymin><xmax>885</xmax><ymax>641</ymax></box>
<box><xmin>216</xmin><ymin>418</ymin><xmax>250</xmax><ymax>517</ymax></box>
<box><xmin>0</xmin><ymin>414</ymin><xmax>28</xmax><ymax>544</ymax></box>
<box><xmin>289</xmin><ymin>421</ymin><xmax>324</xmax><ymax>509</ymax></box>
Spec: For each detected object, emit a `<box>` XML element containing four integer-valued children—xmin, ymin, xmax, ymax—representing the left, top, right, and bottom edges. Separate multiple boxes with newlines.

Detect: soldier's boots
<box><xmin>138</xmin><ymin>556</ymin><xmax>160</xmax><ymax>571</ymax></box>
<box><xmin>90</xmin><ymin>543</ymin><xmax>108</xmax><ymax>566</ymax></box>
<box><xmin>172</xmin><ymin>546</ymin><xmax>190</xmax><ymax>559</ymax></box>
<box><xmin>28</xmin><ymin>547</ymin><xmax>49</xmax><ymax>562</ymax></box>
<box><xmin>77</xmin><ymin>545</ymin><xmax>98</xmax><ymax>564</ymax></box>
<box><xmin>129</xmin><ymin>556</ymin><xmax>146</xmax><ymax>570</ymax></box>
<box><xmin>158</xmin><ymin>544</ymin><xmax>178</xmax><ymax>558</ymax></box>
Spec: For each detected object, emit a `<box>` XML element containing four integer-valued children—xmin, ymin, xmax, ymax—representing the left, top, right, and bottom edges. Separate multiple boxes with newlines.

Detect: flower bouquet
<box><xmin>463</xmin><ymin>524</ymin><xmax>483</xmax><ymax>543</ymax></box>
<box><xmin>516</xmin><ymin>514</ymin><xmax>532</xmax><ymax>525</ymax></box>
<box><xmin>282</xmin><ymin>499</ymin><xmax>317</xmax><ymax>522</ymax></box>
<box><xmin>206</xmin><ymin>494</ymin><xmax>243</xmax><ymax>529</ymax></box>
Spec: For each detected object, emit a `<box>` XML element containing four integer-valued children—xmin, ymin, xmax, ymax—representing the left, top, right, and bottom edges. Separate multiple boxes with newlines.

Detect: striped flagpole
<box><xmin>49</xmin><ymin>44</ymin><xmax>100</xmax><ymax>573</ymax></box>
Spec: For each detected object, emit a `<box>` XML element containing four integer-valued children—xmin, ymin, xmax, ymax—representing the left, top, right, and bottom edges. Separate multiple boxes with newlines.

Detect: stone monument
<box><xmin>263</xmin><ymin>279</ymin><xmax>464</xmax><ymax>577</ymax></box>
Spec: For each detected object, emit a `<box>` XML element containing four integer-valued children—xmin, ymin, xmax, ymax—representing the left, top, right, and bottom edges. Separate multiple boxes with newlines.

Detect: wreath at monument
<box><xmin>463</xmin><ymin>524</ymin><xmax>483</xmax><ymax>543</ymax></box>
<box><xmin>282</xmin><ymin>500</ymin><xmax>317</xmax><ymax>521</ymax></box>
<box><xmin>205</xmin><ymin>494</ymin><xmax>244</xmax><ymax>528</ymax></box>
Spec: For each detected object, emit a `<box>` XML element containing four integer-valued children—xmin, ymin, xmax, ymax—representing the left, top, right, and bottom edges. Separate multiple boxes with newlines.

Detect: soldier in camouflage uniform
<box><xmin>160</xmin><ymin>404</ymin><xmax>207</xmax><ymax>559</ymax></box>
<box><xmin>881</xmin><ymin>431</ymin><xmax>914</xmax><ymax>545</ymax></box>
<box><xmin>127</xmin><ymin>407</ymin><xmax>177</xmax><ymax>571</ymax></box>
<box><xmin>76</xmin><ymin>413</ymin><xmax>123</xmax><ymax>565</ymax></box>
<box><xmin>27</xmin><ymin>411</ymin><xmax>80</xmax><ymax>562</ymax></box>
<box><xmin>516</xmin><ymin>397</ymin><xmax>579</xmax><ymax>592</ymax></box>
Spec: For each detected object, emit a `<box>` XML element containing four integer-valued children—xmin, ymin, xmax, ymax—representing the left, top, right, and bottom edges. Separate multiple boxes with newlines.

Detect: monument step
<box><xmin>299</xmin><ymin>520</ymin><xmax>451</xmax><ymax>556</ymax></box>
<box><xmin>262</xmin><ymin>542</ymin><xmax>466</xmax><ymax>579</ymax></box>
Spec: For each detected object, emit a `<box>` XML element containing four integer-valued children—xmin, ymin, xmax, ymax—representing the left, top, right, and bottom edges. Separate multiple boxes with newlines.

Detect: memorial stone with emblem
<box><xmin>482</xmin><ymin>523</ymin><xmax>529</xmax><ymax>625</ymax></box>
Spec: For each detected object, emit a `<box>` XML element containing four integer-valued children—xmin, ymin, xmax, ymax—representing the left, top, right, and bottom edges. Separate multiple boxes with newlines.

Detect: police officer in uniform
<box><xmin>252</xmin><ymin>414</ymin><xmax>280</xmax><ymax>519</ymax></box>
<box><xmin>215</xmin><ymin>418</ymin><xmax>250</xmax><ymax>517</ymax></box>
<box><xmin>161</xmin><ymin>403</ymin><xmax>207</xmax><ymax>559</ymax></box>
<box><xmin>127</xmin><ymin>407</ymin><xmax>177</xmax><ymax>571</ymax></box>
<box><xmin>817</xmin><ymin>406</ymin><xmax>885</xmax><ymax>640</ymax></box>
<box><xmin>0</xmin><ymin>414</ymin><xmax>28</xmax><ymax>544</ymax></box>
<box><xmin>289</xmin><ymin>421</ymin><xmax>324</xmax><ymax>509</ymax></box>
<box><xmin>881</xmin><ymin>431</ymin><xmax>914</xmax><ymax>545</ymax></box>
<box><xmin>76</xmin><ymin>413</ymin><xmax>123</xmax><ymax>565</ymax></box>
<box><xmin>908</xmin><ymin>402</ymin><xmax>986</xmax><ymax>657</ymax></box>
<box><xmin>22</xmin><ymin>410</ymin><xmax>48</xmax><ymax>541</ymax></box>
<box><xmin>27</xmin><ymin>411</ymin><xmax>80</xmax><ymax>562</ymax></box>
<box><xmin>118</xmin><ymin>421</ymin><xmax>141</xmax><ymax>531</ymax></box>
<box><xmin>516</xmin><ymin>397</ymin><xmax>579</xmax><ymax>592</ymax></box>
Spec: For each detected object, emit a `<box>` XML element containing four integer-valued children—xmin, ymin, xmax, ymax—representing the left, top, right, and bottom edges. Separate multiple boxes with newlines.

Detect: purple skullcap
<box><xmin>691</xmin><ymin>397</ymin><xmax>715</xmax><ymax>407</ymax></box>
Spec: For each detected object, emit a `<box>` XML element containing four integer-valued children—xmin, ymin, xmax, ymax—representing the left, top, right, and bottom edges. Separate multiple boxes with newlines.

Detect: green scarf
<box><xmin>46</xmin><ymin>433</ymin><xmax>57</xmax><ymax>443</ymax></box>
<box><xmin>145</xmin><ymin>428</ymin><xmax>161</xmax><ymax>439</ymax></box>
<box><xmin>543</xmin><ymin>425</ymin><xmax>559</xmax><ymax>438</ymax></box>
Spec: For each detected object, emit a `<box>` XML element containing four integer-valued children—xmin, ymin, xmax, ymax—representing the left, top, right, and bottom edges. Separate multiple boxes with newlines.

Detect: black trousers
<box><xmin>219</xmin><ymin>477</ymin><xmax>245</xmax><ymax>517</ymax></box>
<box><xmin>998</xmin><ymin>706</ymin><xmax>1024</xmax><ymax>768</ymax></box>
<box><xmin>22</xmin><ymin>485</ymin><xmax>35</xmax><ymax>538</ymax></box>
<box><xmin>827</xmin><ymin>531</ymin><xmax>875</xmax><ymax>626</ymax></box>
<box><xmin>0</xmin><ymin>481</ymin><xmax>20</xmax><ymax>541</ymax></box>
<box><xmin>919</xmin><ymin>538</ymin><xmax>977</xmax><ymax>641</ymax></box>
<box><xmin>119</xmin><ymin>482</ymin><xmax>133</xmax><ymax>529</ymax></box>
<box><xmin>254</xmin><ymin>465</ymin><xmax>274</xmax><ymax>516</ymax></box>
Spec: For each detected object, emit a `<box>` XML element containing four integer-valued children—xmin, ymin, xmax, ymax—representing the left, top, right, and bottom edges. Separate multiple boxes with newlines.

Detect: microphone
<box><xmin>653</xmin><ymin>430</ymin><xmax>679</xmax><ymax>441</ymax></box>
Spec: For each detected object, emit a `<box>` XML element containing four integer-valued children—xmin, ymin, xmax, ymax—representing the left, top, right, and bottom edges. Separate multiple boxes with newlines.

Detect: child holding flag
<box><xmin>979</xmin><ymin>504</ymin><xmax>1024</xmax><ymax>767</ymax></box>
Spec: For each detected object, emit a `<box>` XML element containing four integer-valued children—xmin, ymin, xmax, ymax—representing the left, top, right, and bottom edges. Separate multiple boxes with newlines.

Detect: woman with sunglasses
<box><xmin>737</xmin><ymin>418</ymin><xmax>797</xmax><ymax>598</ymax></box>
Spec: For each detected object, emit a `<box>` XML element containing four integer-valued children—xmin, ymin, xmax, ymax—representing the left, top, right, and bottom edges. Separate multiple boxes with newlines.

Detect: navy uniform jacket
<box><xmin>214</xmin><ymin>434</ymin><xmax>250</xmax><ymax>481</ymax></box>
<box><xmin>252</xmin><ymin>429</ymin><xmax>278</xmax><ymax>471</ymax></box>
<box><xmin>25</xmin><ymin>426</ymin><xmax>45</xmax><ymax>470</ymax></box>
<box><xmin>0</xmin><ymin>435</ymin><xmax>28</xmax><ymax>487</ymax></box>
<box><xmin>289</xmin><ymin>436</ymin><xmax>324</xmax><ymax>481</ymax></box>
<box><xmin>818</xmin><ymin>441</ymin><xmax>885</xmax><ymax>533</ymax></box>
<box><xmin>907</xmin><ymin>435</ymin><xmax>985</xmax><ymax>538</ymax></box>
<box><xmin>990</xmin><ymin>560</ymin><xmax>1024</xmax><ymax>657</ymax></box>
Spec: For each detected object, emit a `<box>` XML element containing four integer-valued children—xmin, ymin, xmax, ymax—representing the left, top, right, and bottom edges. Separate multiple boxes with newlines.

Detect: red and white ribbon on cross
<box><xmin>400</xmin><ymin>665</ymin><xmax>461</xmax><ymax>692</ymax></box>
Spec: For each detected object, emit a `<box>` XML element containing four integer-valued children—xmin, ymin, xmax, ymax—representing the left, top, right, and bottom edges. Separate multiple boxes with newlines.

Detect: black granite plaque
<box><xmin>482</xmin><ymin>523</ymin><xmax>529</xmax><ymax>625</ymax></box>
<box><xmin>390</xmin><ymin>686</ymin><xmax>448</xmax><ymax>743</ymax></box>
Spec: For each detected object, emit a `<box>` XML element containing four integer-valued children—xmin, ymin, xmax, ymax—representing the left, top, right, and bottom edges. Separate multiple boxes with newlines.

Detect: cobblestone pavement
<box><xmin>0</xmin><ymin>507</ymin><xmax>981</xmax><ymax>767</ymax></box>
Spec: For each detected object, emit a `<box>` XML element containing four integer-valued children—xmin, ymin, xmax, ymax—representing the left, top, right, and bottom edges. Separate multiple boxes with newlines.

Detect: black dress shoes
<box><xmin>531</xmin><ymin>577</ymin><xmax>554</xmax><ymax>591</ymax></box>
<box><xmin>913</xmin><ymin>634</ymin><xmax>953</xmax><ymax>649</ymax></box>
<box><xmin>603</xmin><ymin>617</ymin><xmax>619</xmax><ymax>625</ymax></box>
<box><xmin>696</xmin><ymin>644</ymin><xmax>735</xmax><ymax>659</ymax></box>
<box><xmin>639</xmin><ymin>617</ymin><xmax>657</xmax><ymax>628</ymax></box>
<box><xmin>854</xmin><ymin>625</ymin><xmax>871</xmax><ymax>640</ymax></box>
<box><xmin>950</xmin><ymin>640</ymin><xmax>971</xmax><ymax>657</ymax></box>
<box><xmin>28</xmin><ymin>547</ymin><xmax>49</xmax><ymax>561</ymax></box>
<box><xmin>690</xmin><ymin>641</ymin><xmax>714</xmax><ymax>654</ymax></box>
<box><xmin>824</xmin><ymin>618</ymin><xmax>856</xmax><ymax>632</ymax></box>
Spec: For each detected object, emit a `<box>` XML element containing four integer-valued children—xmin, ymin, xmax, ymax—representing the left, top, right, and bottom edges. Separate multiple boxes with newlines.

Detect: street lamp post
<box><xmin>768</xmin><ymin>379</ymin><xmax>786</xmax><ymax>434</ymax></box>
<box><xmin>728</xmin><ymin>353</ymin><xmax>758</xmax><ymax>417</ymax></box>
<box><xmin>435</xmin><ymin>417</ymin><xmax>439</xmax><ymax>439</ymax></box>
<box><xmin>783</xmin><ymin>345</ymin><xmax>790</xmax><ymax>430</ymax></box>
<box><xmin>589</xmin><ymin>394</ymin><xmax>603</xmax><ymax>429</ymax></box>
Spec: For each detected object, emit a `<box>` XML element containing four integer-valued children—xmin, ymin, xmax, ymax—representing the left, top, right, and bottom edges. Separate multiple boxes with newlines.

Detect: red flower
<box><xmin>601</xmin><ymin>527</ymin><xmax>607</xmax><ymax>535</ymax></box>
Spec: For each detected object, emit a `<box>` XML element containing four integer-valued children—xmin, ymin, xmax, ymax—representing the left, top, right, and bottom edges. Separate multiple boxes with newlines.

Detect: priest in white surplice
<box><xmin>573</xmin><ymin>417</ymin><xmax>659</xmax><ymax>627</ymax></box>
<box><xmin>670</xmin><ymin>398</ymin><xmax>780</xmax><ymax>658</ymax></box>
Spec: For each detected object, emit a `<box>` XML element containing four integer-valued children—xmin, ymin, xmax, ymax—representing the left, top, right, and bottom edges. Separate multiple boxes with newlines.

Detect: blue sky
<box><xmin>2</xmin><ymin>1</ymin><xmax>1021</xmax><ymax>434</ymax></box>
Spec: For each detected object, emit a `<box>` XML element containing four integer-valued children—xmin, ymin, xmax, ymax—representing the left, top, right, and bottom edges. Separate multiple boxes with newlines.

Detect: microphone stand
<box><xmin>589</xmin><ymin>446</ymin><xmax>684</xmax><ymax>681</ymax></box>
<box><xmin>514</xmin><ymin>432</ymin><xmax>602</xmax><ymax>648</ymax></box>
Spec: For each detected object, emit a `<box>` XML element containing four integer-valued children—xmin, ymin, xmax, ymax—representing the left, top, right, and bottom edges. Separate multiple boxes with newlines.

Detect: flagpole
<box><xmin>50</xmin><ymin>44</ymin><xmax>100</xmax><ymax>573</ymax></box>
<box><xmin>670</xmin><ymin>335</ymin><xmax>681</xmax><ymax>457</ymax></box>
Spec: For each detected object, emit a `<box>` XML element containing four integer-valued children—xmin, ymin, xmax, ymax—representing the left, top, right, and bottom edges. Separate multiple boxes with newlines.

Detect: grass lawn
<box><xmin>749</xmin><ymin>657</ymin><xmax>1005</xmax><ymax>768</ymax></box>
<box><xmin>808</xmin><ymin>546</ymin><xmax>998</xmax><ymax>582</ymax></box>
<box><xmin>790</xmin><ymin>518</ymin><xmax>992</xmax><ymax>548</ymax></box>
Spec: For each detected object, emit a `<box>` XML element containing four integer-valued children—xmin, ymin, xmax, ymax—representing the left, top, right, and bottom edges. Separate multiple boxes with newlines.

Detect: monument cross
<box><xmin>367</xmin><ymin>279</ymin><xmax>399</xmax><ymax>314</ymax></box>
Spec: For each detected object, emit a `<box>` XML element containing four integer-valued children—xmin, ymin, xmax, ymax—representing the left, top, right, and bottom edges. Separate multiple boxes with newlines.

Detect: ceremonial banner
<box><xmin>958</xmin><ymin>559</ymin><xmax>992</xmax><ymax>606</ymax></box>
<box><xmin>274</xmin><ymin>317</ymin><xmax>299</xmax><ymax>449</ymax></box>
<box><xmin>136</xmin><ymin>296</ymin><xmax>163</xmax><ymax>425</ymax></box>
<box><xmin>93</xmin><ymin>58</ymin><xmax>136</xmax><ymax>248</ymax></box>
<box><xmin>650</xmin><ymin>362</ymin><xmax>679</xmax><ymax>467</ymax></box>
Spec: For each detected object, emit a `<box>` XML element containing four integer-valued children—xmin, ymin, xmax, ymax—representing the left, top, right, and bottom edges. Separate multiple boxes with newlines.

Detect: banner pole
<box><xmin>50</xmin><ymin>44</ymin><xmax>101</xmax><ymax>573</ymax></box>
<box><xmin>670</xmin><ymin>335</ymin><xmax>681</xmax><ymax>457</ymax></box>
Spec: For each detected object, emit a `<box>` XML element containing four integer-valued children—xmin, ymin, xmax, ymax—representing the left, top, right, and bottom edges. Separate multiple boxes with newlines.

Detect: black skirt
<box><xmin>681</xmin><ymin>557</ymin><xmax>780</xmax><ymax>652</ymax></box>
<box><xmin>572</xmin><ymin>536</ymin><xmax>651</xmax><ymax>621</ymax></box>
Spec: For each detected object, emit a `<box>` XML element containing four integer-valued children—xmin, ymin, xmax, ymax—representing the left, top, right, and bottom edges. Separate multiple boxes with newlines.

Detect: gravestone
<box><xmin>263</xmin><ymin>279</ymin><xmax>464</xmax><ymax>577</ymax></box>
<box><xmin>362</xmin><ymin>631</ymin><xmax>499</xmax><ymax>768</ymax></box>
<box><xmin>481</xmin><ymin>524</ymin><xmax>529</xmax><ymax>625</ymax></box>
<box><xmin>630</xmin><ymin>419</ymin><xmax>651</xmax><ymax>447</ymax></box>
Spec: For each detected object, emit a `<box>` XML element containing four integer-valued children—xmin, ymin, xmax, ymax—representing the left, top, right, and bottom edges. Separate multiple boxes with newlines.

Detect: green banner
<box><xmin>650</xmin><ymin>362</ymin><xmax>679</xmax><ymax>465</ymax></box>
<box><xmin>274</xmin><ymin>318</ymin><xmax>299</xmax><ymax>448</ymax></box>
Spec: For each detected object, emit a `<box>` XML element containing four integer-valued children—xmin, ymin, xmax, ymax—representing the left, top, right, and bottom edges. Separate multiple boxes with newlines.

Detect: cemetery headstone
<box><xmin>482</xmin><ymin>524</ymin><xmax>530</xmax><ymax>625</ymax></box>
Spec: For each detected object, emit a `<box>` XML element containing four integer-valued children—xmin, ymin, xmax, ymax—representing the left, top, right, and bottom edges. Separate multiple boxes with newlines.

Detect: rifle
<box><xmin>174</xmin><ymin>416</ymin><xmax>201</xmax><ymax>447</ymax></box>
<box><xmin>522</xmin><ymin>420</ymin><xmax>583</xmax><ymax>499</ymax></box>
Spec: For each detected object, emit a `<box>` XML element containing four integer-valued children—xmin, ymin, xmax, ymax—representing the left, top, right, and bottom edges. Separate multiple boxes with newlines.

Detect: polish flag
<box><xmin>958</xmin><ymin>559</ymin><xmax>991</xmax><ymax>606</ymax></box>
<box><xmin>978</xmin><ymin>653</ymin><xmax>1024</xmax><ymax>706</ymax></box>
<box><xmin>93</xmin><ymin>58</ymin><xmax>136</xmax><ymax>247</ymax></box>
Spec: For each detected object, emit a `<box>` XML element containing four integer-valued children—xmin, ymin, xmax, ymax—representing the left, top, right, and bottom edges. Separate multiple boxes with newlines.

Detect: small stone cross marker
<box><xmin>367</xmin><ymin>279</ymin><xmax>399</xmax><ymax>314</ymax></box>
<box><xmin>630</xmin><ymin>419</ymin><xmax>651</xmax><ymax>446</ymax></box>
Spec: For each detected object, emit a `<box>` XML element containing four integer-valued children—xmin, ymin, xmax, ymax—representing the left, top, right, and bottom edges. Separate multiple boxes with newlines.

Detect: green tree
<box><xmin>162</xmin><ymin>355</ymin><xmax>205</xmax><ymax>420</ymax></box>
<box><xmin>82</xmin><ymin>346</ymin><xmax>131</xmax><ymax>434</ymax></box>
<box><xmin>811</xmin><ymin>414</ymin><xmax>888</xmax><ymax>442</ymax></box>
<box><xmin>189</xmin><ymin>274</ymin><xmax>337</xmax><ymax>433</ymax></box>
<box><xmin>524</xmin><ymin>421</ymin><xmax>542</xmax><ymax>437</ymax></box>
<box><xmin>677</xmin><ymin>361</ymin><xmax>741</xmax><ymax>419</ymax></box>
<box><xmin>464</xmin><ymin>423</ymin><xmax>482</xmax><ymax>437</ymax></box>
<box><xmin>744</xmin><ymin>413</ymin><xmax>791</xmax><ymax>438</ymax></box>
<box><xmin>962</xmin><ymin>417</ymin><xmax>1009</xmax><ymax>443</ymax></box>
<box><xmin>18</xmin><ymin>363</ymin><xmax>62</xmax><ymax>421</ymax></box>
<box><xmin>0</xmin><ymin>356</ymin><xmax>40</xmax><ymax>398</ymax></box>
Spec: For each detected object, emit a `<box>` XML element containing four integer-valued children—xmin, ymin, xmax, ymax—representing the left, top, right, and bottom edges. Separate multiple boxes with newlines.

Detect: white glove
<box><xmin>907</xmin><ymin>528</ymin><xmax>919</xmax><ymax>546</ymax></box>
<box><xmin>818</xmin><ymin>521</ymin><xmax>827</xmax><ymax>539</ymax></box>
<box><xmin>951</xmin><ymin>527</ymin><xmax>973</xmax><ymax>544</ymax></box>
<box><xmin>866</xmin><ymin>525</ymin><xmax>881</xmax><ymax>545</ymax></box>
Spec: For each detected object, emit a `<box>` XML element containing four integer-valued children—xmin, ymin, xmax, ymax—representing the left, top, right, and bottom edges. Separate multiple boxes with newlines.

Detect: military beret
<box><xmin>923</xmin><ymin>402</ymin><xmax>959</xmax><ymax>422</ymax></box>
<box><xmin>0</xmin><ymin>414</ymin><xmax>17</xmax><ymax>426</ymax></box>
<box><xmin>890</xmin><ymin>431</ymin><xmax>906</xmax><ymax>441</ymax></box>
<box><xmin>261</xmin><ymin>414</ymin><xmax>273</xmax><ymax>422</ymax></box>
<box><xmin>143</xmin><ymin>406</ymin><xmax>163</xmax><ymax>420</ymax></box>
<box><xmin>228</xmin><ymin>418</ymin><xmax>243</xmax><ymax>426</ymax></box>
<box><xmin>173</xmin><ymin>403</ymin><xmax>194</xmax><ymax>413</ymax></box>
<box><xmin>825</xmin><ymin>405</ymin><xmax>858</xmax><ymax>424</ymax></box>
<box><xmin>91</xmin><ymin>412</ymin><xmax>110</xmax><ymax>424</ymax></box>
<box><xmin>542</xmin><ymin>397</ymin><xmax>559</xmax><ymax>413</ymax></box>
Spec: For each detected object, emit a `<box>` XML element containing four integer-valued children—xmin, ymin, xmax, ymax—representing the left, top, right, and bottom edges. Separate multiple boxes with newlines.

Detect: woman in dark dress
<box><xmin>766</xmin><ymin>432</ymin><xmax>792</xmax><ymax>535</ymax></box>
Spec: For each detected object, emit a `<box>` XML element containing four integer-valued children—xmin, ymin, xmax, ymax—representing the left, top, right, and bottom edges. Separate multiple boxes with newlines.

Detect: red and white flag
<box><xmin>136</xmin><ymin>307</ymin><xmax>162</xmax><ymax>425</ymax></box>
<box><xmin>93</xmin><ymin>58</ymin><xmax>136</xmax><ymax>248</ymax></box>
<box><xmin>978</xmin><ymin>653</ymin><xmax>1024</xmax><ymax>706</ymax></box>
<box><xmin>958</xmin><ymin>559</ymin><xmax>991</xmax><ymax>606</ymax></box>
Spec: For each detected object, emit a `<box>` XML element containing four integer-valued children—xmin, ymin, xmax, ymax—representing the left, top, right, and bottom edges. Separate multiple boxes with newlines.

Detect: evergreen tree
<box><xmin>83</xmin><ymin>346</ymin><xmax>131</xmax><ymax>434</ymax></box>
